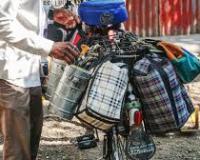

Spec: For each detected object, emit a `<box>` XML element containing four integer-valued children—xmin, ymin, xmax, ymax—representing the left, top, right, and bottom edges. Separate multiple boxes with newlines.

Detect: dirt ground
<box><xmin>36</xmin><ymin>117</ymin><xmax>200</xmax><ymax>160</ymax></box>
<box><xmin>0</xmin><ymin>117</ymin><xmax>199</xmax><ymax>160</ymax></box>
<box><xmin>37</xmin><ymin>83</ymin><xmax>200</xmax><ymax>160</ymax></box>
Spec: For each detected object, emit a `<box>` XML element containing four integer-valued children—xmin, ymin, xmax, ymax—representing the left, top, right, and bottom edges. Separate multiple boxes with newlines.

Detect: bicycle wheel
<box><xmin>103</xmin><ymin>128</ymin><xmax>130</xmax><ymax>160</ymax></box>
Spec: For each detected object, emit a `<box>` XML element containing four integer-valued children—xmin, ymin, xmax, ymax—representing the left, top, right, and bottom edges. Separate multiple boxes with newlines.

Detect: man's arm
<box><xmin>0</xmin><ymin>0</ymin><xmax>54</xmax><ymax>57</ymax></box>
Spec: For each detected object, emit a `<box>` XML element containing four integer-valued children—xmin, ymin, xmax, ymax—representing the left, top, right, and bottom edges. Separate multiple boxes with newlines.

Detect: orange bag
<box><xmin>158</xmin><ymin>41</ymin><xmax>183</xmax><ymax>60</ymax></box>
<box><xmin>158</xmin><ymin>41</ymin><xmax>200</xmax><ymax>83</ymax></box>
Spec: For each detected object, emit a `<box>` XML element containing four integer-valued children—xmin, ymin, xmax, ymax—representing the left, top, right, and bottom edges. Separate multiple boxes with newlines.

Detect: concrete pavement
<box><xmin>152</xmin><ymin>34</ymin><xmax>200</xmax><ymax>55</ymax></box>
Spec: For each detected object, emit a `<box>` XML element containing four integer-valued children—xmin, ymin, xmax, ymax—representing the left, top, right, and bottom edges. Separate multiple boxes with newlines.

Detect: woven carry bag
<box><xmin>131</xmin><ymin>53</ymin><xmax>194</xmax><ymax>134</ymax></box>
<box><xmin>158</xmin><ymin>41</ymin><xmax>200</xmax><ymax>83</ymax></box>
<box><xmin>76</xmin><ymin>61</ymin><xmax>129</xmax><ymax>131</ymax></box>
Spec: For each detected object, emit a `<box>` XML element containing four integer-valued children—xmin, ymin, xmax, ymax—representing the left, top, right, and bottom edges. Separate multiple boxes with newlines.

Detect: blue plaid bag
<box><xmin>131</xmin><ymin>53</ymin><xmax>194</xmax><ymax>134</ymax></box>
<box><xmin>76</xmin><ymin>61</ymin><xmax>129</xmax><ymax>131</ymax></box>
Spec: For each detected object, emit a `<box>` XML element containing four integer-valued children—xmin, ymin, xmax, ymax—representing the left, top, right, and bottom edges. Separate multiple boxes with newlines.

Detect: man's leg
<box><xmin>1</xmin><ymin>108</ymin><xmax>31</xmax><ymax>160</ymax></box>
<box><xmin>29</xmin><ymin>87</ymin><xmax>43</xmax><ymax>160</ymax></box>
<box><xmin>0</xmin><ymin>80</ymin><xmax>31</xmax><ymax>160</ymax></box>
<box><xmin>0</xmin><ymin>81</ymin><xmax>43</xmax><ymax>160</ymax></box>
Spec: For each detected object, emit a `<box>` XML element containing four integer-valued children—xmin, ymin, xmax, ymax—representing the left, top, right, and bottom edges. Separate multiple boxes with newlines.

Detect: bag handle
<box><xmin>158</xmin><ymin>41</ymin><xmax>183</xmax><ymax>60</ymax></box>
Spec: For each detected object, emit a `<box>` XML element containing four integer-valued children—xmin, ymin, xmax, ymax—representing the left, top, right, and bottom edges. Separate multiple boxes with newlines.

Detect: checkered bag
<box><xmin>131</xmin><ymin>53</ymin><xmax>194</xmax><ymax>134</ymax></box>
<box><xmin>76</xmin><ymin>61</ymin><xmax>129</xmax><ymax>131</ymax></box>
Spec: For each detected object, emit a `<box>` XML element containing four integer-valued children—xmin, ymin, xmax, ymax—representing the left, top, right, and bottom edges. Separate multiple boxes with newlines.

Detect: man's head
<box><xmin>53</xmin><ymin>9</ymin><xmax>80</xmax><ymax>29</ymax></box>
<box><xmin>49</xmin><ymin>0</ymin><xmax>80</xmax><ymax>29</ymax></box>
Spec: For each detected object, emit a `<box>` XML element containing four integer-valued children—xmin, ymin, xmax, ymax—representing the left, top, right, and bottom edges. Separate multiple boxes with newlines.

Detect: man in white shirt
<box><xmin>0</xmin><ymin>0</ymin><xmax>80</xmax><ymax>159</ymax></box>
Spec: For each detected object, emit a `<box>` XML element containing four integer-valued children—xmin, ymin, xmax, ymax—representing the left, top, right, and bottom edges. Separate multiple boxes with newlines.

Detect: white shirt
<box><xmin>0</xmin><ymin>0</ymin><xmax>54</xmax><ymax>88</ymax></box>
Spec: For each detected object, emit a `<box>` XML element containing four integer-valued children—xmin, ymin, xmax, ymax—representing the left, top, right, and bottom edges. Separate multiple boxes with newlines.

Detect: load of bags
<box><xmin>46</xmin><ymin>30</ymin><xmax>198</xmax><ymax>134</ymax></box>
<box><xmin>45</xmin><ymin>30</ymin><xmax>198</xmax><ymax>160</ymax></box>
<box><xmin>43</xmin><ymin>0</ymin><xmax>200</xmax><ymax>135</ymax></box>
<box><xmin>43</xmin><ymin>1</ymin><xmax>200</xmax><ymax>159</ymax></box>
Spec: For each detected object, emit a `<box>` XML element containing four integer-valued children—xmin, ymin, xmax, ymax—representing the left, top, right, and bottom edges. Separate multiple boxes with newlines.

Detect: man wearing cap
<box><xmin>0</xmin><ymin>0</ymin><xmax>80</xmax><ymax>159</ymax></box>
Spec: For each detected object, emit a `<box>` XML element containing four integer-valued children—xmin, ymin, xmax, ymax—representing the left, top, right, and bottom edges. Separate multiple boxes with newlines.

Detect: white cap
<box><xmin>50</xmin><ymin>0</ymin><xmax>66</xmax><ymax>9</ymax></box>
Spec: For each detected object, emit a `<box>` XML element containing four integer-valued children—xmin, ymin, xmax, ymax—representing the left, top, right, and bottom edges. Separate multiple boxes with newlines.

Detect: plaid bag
<box><xmin>131</xmin><ymin>53</ymin><xmax>194</xmax><ymax>134</ymax></box>
<box><xmin>76</xmin><ymin>61</ymin><xmax>129</xmax><ymax>131</ymax></box>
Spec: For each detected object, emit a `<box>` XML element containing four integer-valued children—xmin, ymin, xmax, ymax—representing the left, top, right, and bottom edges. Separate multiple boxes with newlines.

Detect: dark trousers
<box><xmin>0</xmin><ymin>80</ymin><xmax>43</xmax><ymax>160</ymax></box>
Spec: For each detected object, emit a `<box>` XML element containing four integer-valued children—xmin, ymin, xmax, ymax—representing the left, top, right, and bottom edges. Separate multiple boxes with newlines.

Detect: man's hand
<box><xmin>50</xmin><ymin>42</ymin><xmax>80</xmax><ymax>64</ymax></box>
<box><xmin>53</xmin><ymin>9</ymin><xmax>80</xmax><ymax>29</ymax></box>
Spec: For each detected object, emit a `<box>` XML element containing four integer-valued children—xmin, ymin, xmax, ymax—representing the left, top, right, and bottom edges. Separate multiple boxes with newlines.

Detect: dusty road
<box><xmin>36</xmin><ymin>83</ymin><xmax>200</xmax><ymax>160</ymax></box>
<box><xmin>36</xmin><ymin>118</ymin><xmax>200</xmax><ymax>160</ymax></box>
<box><xmin>0</xmin><ymin>117</ymin><xmax>199</xmax><ymax>160</ymax></box>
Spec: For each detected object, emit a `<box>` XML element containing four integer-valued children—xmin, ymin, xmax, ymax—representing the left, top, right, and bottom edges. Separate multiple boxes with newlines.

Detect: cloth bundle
<box><xmin>76</xmin><ymin>61</ymin><xmax>129</xmax><ymax>131</ymax></box>
<box><xmin>131</xmin><ymin>53</ymin><xmax>194</xmax><ymax>133</ymax></box>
